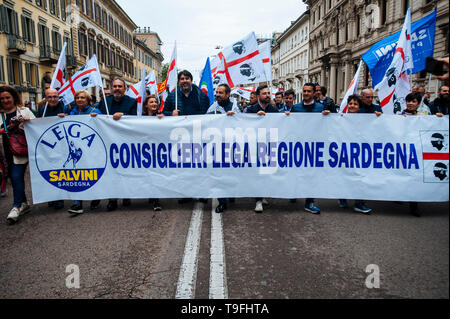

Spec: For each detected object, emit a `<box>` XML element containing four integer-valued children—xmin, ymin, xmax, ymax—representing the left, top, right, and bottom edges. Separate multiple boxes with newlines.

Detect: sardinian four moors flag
<box><xmin>58</xmin><ymin>54</ymin><xmax>103</xmax><ymax>106</ymax></box>
<box><xmin>259</xmin><ymin>40</ymin><xmax>272</xmax><ymax>83</ymax></box>
<box><xmin>127</xmin><ymin>70</ymin><xmax>158</xmax><ymax>116</ymax></box>
<box><xmin>340</xmin><ymin>60</ymin><xmax>363</xmax><ymax>114</ymax></box>
<box><xmin>211</xmin><ymin>32</ymin><xmax>266</xmax><ymax>89</ymax></box>
<box><xmin>374</xmin><ymin>8</ymin><xmax>414</xmax><ymax>115</ymax></box>
<box><xmin>50</xmin><ymin>42</ymin><xmax>67</xmax><ymax>91</ymax></box>
<box><xmin>158</xmin><ymin>43</ymin><xmax>177</xmax><ymax>112</ymax></box>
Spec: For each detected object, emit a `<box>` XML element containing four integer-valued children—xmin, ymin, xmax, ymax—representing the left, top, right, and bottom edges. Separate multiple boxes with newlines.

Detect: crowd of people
<box><xmin>1</xmin><ymin>62</ymin><xmax>449</xmax><ymax>224</ymax></box>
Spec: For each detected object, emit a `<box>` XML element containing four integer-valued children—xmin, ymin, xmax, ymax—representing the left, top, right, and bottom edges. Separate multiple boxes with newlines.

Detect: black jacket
<box><xmin>98</xmin><ymin>95</ymin><xmax>137</xmax><ymax>115</ymax></box>
<box><xmin>430</xmin><ymin>98</ymin><xmax>449</xmax><ymax>115</ymax></box>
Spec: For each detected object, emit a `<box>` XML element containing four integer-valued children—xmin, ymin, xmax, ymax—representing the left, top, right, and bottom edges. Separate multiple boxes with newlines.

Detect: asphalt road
<box><xmin>0</xmin><ymin>178</ymin><xmax>448</xmax><ymax>299</ymax></box>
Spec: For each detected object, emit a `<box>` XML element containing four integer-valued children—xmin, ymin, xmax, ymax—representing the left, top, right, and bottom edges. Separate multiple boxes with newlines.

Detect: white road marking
<box><xmin>175</xmin><ymin>202</ymin><xmax>204</xmax><ymax>299</ymax></box>
<box><xmin>209</xmin><ymin>198</ymin><xmax>228</xmax><ymax>299</ymax></box>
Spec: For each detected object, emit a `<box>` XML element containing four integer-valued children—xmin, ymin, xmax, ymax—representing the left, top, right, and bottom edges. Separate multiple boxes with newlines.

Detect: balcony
<box><xmin>39</xmin><ymin>46</ymin><xmax>60</xmax><ymax>65</ymax></box>
<box><xmin>110</xmin><ymin>67</ymin><xmax>122</xmax><ymax>77</ymax></box>
<box><xmin>7</xmin><ymin>35</ymin><xmax>27</xmax><ymax>55</ymax></box>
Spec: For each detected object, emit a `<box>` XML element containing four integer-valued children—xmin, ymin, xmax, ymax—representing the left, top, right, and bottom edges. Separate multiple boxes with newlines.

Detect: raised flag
<box><xmin>212</xmin><ymin>32</ymin><xmax>266</xmax><ymax>88</ymax></box>
<box><xmin>58</xmin><ymin>55</ymin><xmax>103</xmax><ymax>106</ymax></box>
<box><xmin>127</xmin><ymin>71</ymin><xmax>157</xmax><ymax>103</ymax></box>
<box><xmin>259</xmin><ymin>40</ymin><xmax>272</xmax><ymax>83</ymax></box>
<box><xmin>362</xmin><ymin>9</ymin><xmax>436</xmax><ymax>86</ymax></box>
<box><xmin>50</xmin><ymin>42</ymin><xmax>67</xmax><ymax>91</ymax></box>
<box><xmin>340</xmin><ymin>60</ymin><xmax>363</xmax><ymax>114</ymax></box>
<box><xmin>159</xmin><ymin>43</ymin><xmax>177</xmax><ymax>112</ymax></box>
<box><xmin>374</xmin><ymin>8</ymin><xmax>413</xmax><ymax>115</ymax></box>
<box><xmin>43</xmin><ymin>42</ymin><xmax>67</xmax><ymax>117</ymax></box>
<box><xmin>199</xmin><ymin>57</ymin><xmax>214</xmax><ymax>106</ymax></box>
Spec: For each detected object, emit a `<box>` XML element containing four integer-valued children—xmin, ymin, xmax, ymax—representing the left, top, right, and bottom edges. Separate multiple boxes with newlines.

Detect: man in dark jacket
<box><xmin>244</xmin><ymin>85</ymin><xmax>278</xmax><ymax>213</ymax></box>
<box><xmin>360</xmin><ymin>89</ymin><xmax>383</xmax><ymax>114</ymax></box>
<box><xmin>97</xmin><ymin>78</ymin><xmax>137</xmax><ymax>117</ymax></box>
<box><xmin>316</xmin><ymin>85</ymin><xmax>337</xmax><ymax>113</ymax></box>
<box><xmin>97</xmin><ymin>78</ymin><xmax>137</xmax><ymax>211</ymax></box>
<box><xmin>39</xmin><ymin>88</ymin><xmax>71</xmax><ymax>210</ymax></box>
<box><xmin>274</xmin><ymin>91</ymin><xmax>285</xmax><ymax>111</ymax></box>
<box><xmin>163</xmin><ymin>70</ymin><xmax>210</xmax><ymax>116</ymax></box>
<box><xmin>39</xmin><ymin>89</ymin><xmax>71</xmax><ymax>118</ymax></box>
<box><xmin>430</xmin><ymin>85</ymin><xmax>449</xmax><ymax>115</ymax></box>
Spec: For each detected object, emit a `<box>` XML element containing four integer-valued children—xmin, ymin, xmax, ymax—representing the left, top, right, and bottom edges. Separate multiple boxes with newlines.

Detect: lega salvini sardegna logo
<box><xmin>35</xmin><ymin>121</ymin><xmax>108</xmax><ymax>192</ymax></box>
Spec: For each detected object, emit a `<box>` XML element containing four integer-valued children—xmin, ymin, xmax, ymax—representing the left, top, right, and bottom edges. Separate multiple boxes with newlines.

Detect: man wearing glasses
<box><xmin>37</xmin><ymin>88</ymin><xmax>71</xmax><ymax>210</ymax></box>
<box><xmin>39</xmin><ymin>88</ymin><xmax>71</xmax><ymax>118</ymax></box>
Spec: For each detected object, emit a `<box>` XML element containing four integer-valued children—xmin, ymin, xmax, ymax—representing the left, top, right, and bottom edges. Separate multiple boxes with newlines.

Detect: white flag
<box><xmin>212</xmin><ymin>32</ymin><xmax>266</xmax><ymax>88</ymax></box>
<box><xmin>58</xmin><ymin>55</ymin><xmax>103</xmax><ymax>105</ymax></box>
<box><xmin>259</xmin><ymin>40</ymin><xmax>272</xmax><ymax>83</ymax></box>
<box><xmin>374</xmin><ymin>8</ymin><xmax>413</xmax><ymax>114</ymax></box>
<box><xmin>340</xmin><ymin>60</ymin><xmax>363</xmax><ymax>113</ymax></box>
<box><xmin>127</xmin><ymin>70</ymin><xmax>157</xmax><ymax>102</ymax></box>
<box><xmin>50</xmin><ymin>42</ymin><xmax>67</xmax><ymax>91</ymax></box>
<box><xmin>166</xmin><ymin>42</ymin><xmax>177</xmax><ymax>93</ymax></box>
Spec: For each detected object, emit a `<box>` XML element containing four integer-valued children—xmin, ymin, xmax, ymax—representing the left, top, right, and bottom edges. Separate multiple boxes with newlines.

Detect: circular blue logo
<box><xmin>35</xmin><ymin>120</ymin><xmax>108</xmax><ymax>192</ymax></box>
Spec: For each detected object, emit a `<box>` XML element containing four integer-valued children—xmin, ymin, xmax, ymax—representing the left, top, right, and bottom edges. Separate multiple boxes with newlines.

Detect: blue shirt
<box><xmin>70</xmin><ymin>105</ymin><xmax>102</xmax><ymax>116</ymax></box>
<box><xmin>292</xmin><ymin>101</ymin><xmax>324</xmax><ymax>113</ymax></box>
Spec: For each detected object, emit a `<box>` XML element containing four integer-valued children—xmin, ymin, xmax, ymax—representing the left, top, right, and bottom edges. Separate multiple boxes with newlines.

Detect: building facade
<box><xmin>272</xmin><ymin>11</ymin><xmax>310</xmax><ymax>102</ymax></box>
<box><xmin>71</xmin><ymin>0</ymin><xmax>137</xmax><ymax>91</ymax></box>
<box><xmin>133</xmin><ymin>27</ymin><xmax>164</xmax><ymax>82</ymax></box>
<box><xmin>1</xmin><ymin>0</ymin><xmax>165</xmax><ymax>106</ymax></box>
<box><xmin>306</xmin><ymin>0</ymin><xmax>449</xmax><ymax>104</ymax></box>
<box><xmin>0</xmin><ymin>0</ymin><xmax>73</xmax><ymax>108</ymax></box>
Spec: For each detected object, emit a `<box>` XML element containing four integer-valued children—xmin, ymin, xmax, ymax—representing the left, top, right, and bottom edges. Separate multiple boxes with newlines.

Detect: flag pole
<box><xmin>174</xmin><ymin>41</ymin><xmax>178</xmax><ymax>111</ymax></box>
<box><xmin>93</xmin><ymin>54</ymin><xmax>109</xmax><ymax>117</ymax></box>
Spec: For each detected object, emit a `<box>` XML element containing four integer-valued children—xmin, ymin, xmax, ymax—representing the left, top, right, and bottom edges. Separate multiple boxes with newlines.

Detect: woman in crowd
<box><xmin>0</xmin><ymin>86</ymin><xmax>36</xmax><ymax>224</ymax></box>
<box><xmin>143</xmin><ymin>95</ymin><xmax>163</xmax><ymax>211</ymax></box>
<box><xmin>338</xmin><ymin>94</ymin><xmax>376</xmax><ymax>215</ymax></box>
<box><xmin>400</xmin><ymin>93</ymin><xmax>443</xmax><ymax>216</ymax></box>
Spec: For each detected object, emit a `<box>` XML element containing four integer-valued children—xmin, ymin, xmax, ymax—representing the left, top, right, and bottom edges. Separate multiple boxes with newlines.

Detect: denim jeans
<box><xmin>10</xmin><ymin>163</ymin><xmax>28</xmax><ymax>208</ymax></box>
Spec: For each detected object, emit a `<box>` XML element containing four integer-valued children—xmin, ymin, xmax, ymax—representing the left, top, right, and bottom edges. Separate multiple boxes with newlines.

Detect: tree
<box><xmin>161</xmin><ymin>63</ymin><xmax>169</xmax><ymax>82</ymax></box>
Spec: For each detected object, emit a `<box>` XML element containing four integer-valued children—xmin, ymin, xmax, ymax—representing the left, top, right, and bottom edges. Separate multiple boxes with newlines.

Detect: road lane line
<box><xmin>175</xmin><ymin>202</ymin><xmax>204</xmax><ymax>299</ymax></box>
<box><xmin>209</xmin><ymin>198</ymin><xmax>228</xmax><ymax>299</ymax></box>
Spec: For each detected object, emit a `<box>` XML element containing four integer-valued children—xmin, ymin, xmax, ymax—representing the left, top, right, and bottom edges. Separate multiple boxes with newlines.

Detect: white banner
<box><xmin>25</xmin><ymin>114</ymin><xmax>449</xmax><ymax>204</ymax></box>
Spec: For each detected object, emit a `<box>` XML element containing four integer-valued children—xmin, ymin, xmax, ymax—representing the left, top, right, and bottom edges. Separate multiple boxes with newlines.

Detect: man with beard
<box><xmin>281</xmin><ymin>89</ymin><xmax>295</xmax><ymax>113</ymax></box>
<box><xmin>249</xmin><ymin>91</ymin><xmax>258</xmax><ymax>106</ymax></box>
<box><xmin>245</xmin><ymin>85</ymin><xmax>278</xmax><ymax>213</ymax></box>
<box><xmin>207</xmin><ymin>84</ymin><xmax>239</xmax><ymax>115</ymax></box>
<box><xmin>290</xmin><ymin>83</ymin><xmax>330</xmax><ymax>214</ymax></box>
<box><xmin>163</xmin><ymin>70</ymin><xmax>210</xmax><ymax>116</ymax></box>
<box><xmin>315</xmin><ymin>85</ymin><xmax>337</xmax><ymax>113</ymax></box>
<box><xmin>274</xmin><ymin>91</ymin><xmax>285</xmax><ymax>111</ymax></box>
<box><xmin>430</xmin><ymin>85</ymin><xmax>449</xmax><ymax>116</ymax></box>
<box><xmin>360</xmin><ymin>89</ymin><xmax>383</xmax><ymax>115</ymax></box>
<box><xmin>97</xmin><ymin>78</ymin><xmax>137</xmax><ymax>211</ymax></box>
<box><xmin>163</xmin><ymin>70</ymin><xmax>210</xmax><ymax>205</ymax></box>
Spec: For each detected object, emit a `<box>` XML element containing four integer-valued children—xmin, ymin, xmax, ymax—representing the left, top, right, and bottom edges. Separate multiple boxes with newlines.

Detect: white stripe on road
<box><xmin>175</xmin><ymin>202</ymin><xmax>204</xmax><ymax>299</ymax></box>
<box><xmin>209</xmin><ymin>198</ymin><xmax>228</xmax><ymax>299</ymax></box>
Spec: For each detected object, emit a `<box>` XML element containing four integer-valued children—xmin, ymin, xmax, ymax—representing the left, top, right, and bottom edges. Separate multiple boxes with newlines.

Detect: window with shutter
<box><xmin>18</xmin><ymin>60</ymin><xmax>23</xmax><ymax>86</ymax></box>
<box><xmin>0</xmin><ymin>56</ymin><xmax>5</xmax><ymax>83</ymax></box>
<box><xmin>35</xmin><ymin>64</ymin><xmax>40</xmax><ymax>87</ymax></box>
<box><xmin>31</xmin><ymin>20</ymin><xmax>36</xmax><ymax>44</ymax></box>
<box><xmin>7</xmin><ymin>58</ymin><xmax>14</xmax><ymax>84</ymax></box>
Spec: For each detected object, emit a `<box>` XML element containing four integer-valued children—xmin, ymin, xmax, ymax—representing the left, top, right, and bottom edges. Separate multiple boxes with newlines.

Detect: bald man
<box><xmin>360</xmin><ymin>89</ymin><xmax>382</xmax><ymax>114</ymax></box>
<box><xmin>39</xmin><ymin>88</ymin><xmax>71</xmax><ymax>118</ymax></box>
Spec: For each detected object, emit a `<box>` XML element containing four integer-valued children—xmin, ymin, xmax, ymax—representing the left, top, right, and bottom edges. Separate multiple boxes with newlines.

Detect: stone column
<box><xmin>320</xmin><ymin>67</ymin><xmax>326</xmax><ymax>87</ymax></box>
<box><xmin>330</xmin><ymin>63</ymin><xmax>337</xmax><ymax>102</ymax></box>
<box><xmin>345</xmin><ymin>61</ymin><xmax>352</xmax><ymax>90</ymax></box>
